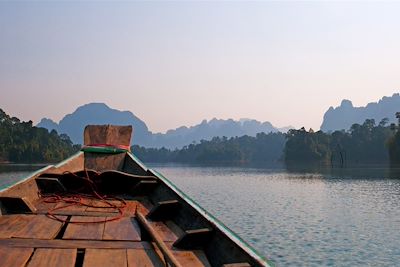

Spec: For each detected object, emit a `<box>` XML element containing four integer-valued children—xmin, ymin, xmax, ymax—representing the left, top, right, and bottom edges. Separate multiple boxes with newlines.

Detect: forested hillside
<box><xmin>0</xmin><ymin>109</ymin><xmax>80</xmax><ymax>163</ymax></box>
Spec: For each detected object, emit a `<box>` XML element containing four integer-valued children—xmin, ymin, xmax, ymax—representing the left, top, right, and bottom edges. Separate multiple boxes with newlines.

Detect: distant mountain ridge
<box><xmin>37</xmin><ymin>103</ymin><xmax>290</xmax><ymax>148</ymax></box>
<box><xmin>321</xmin><ymin>93</ymin><xmax>400</xmax><ymax>132</ymax></box>
<box><xmin>38</xmin><ymin>103</ymin><xmax>151</xmax><ymax>146</ymax></box>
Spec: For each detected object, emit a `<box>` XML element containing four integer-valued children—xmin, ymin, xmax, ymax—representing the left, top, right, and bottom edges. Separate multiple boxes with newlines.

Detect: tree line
<box><xmin>284</xmin><ymin>118</ymin><xmax>393</xmax><ymax>166</ymax></box>
<box><xmin>3</xmin><ymin>105</ymin><xmax>400</xmax><ymax>166</ymax></box>
<box><xmin>0</xmin><ymin>108</ymin><xmax>80</xmax><ymax>163</ymax></box>
<box><xmin>132</xmin><ymin>132</ymin><xmax>286</xmax><ymax>164</ymax></box>
<box><xmin>133</xmin><ymin>117</ymin><xmax>400</xmax><ymax>166</ymax></box>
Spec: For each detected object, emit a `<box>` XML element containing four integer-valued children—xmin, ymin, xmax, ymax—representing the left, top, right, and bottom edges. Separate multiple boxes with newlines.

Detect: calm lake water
<box><xmin>1</xmin><ymin>163</ymin><xmax>400</xmax><ymax>266</ymax></box>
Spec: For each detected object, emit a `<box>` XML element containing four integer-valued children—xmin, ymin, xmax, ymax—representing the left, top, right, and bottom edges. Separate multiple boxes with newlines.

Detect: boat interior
<box><xmin>0</xmin><ymin>125</ymin><xmax>269</xmax><ymax>267</ymax></box>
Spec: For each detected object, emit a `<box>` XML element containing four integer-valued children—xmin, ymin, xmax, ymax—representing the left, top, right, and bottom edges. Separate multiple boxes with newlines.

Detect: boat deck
<box><xmin>0</xmin><ymin>196</ymin><xmax>211</xmax><ymax>267</ymax></box>
<box><xmin>0</xmin><ymin>125</ymin><xmax>270</xmax><ymax>267</ymax></box>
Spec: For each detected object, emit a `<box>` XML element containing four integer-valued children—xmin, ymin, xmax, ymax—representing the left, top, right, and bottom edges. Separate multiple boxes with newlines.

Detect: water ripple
<box><xmin>154</xmin><ymin>165</ymin><xmax>400</xmax><ymax>267</ymax></box>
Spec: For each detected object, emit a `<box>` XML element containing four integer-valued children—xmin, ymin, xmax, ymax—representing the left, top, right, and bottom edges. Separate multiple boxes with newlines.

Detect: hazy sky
<box><xmin>1</xmin><ymin>1</ymin><xmax>400</xmax><ymax>133</ymax></box>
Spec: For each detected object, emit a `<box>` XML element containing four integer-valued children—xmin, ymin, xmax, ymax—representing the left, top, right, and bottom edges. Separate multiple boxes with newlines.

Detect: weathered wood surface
<box><xmin>54</xmin><ymin>200</ymin><xmax>89</xmax><ymax>212</ymax></box>
<box><xmin>34</xmin><ymin>199</ymin><xmax>145</xmax><ymax>218</ymax></box>
<box><xmin>154</xmin><ymin>244</ymin><xmax>212</xmax><ymax>267</ymax></box>
<box><xmin>149</xmin><ymin>221</ymin><xmax>179</xmax><ymax>242</ymax></box>
<box><xmin>63</xmin><ymin>216</ymin><xmax>105</xmax><ymax>240</ymax></box>
<box><xmin>0</xmin><ymin>247</ymin><xmax>33</xmax><ymax>267</ymax></box>
<box><xmin>0</xmin><ymin>215</ymin><xmax>65</xmax><ymax>239</ymax></box>
<box><xmin>136</xmin><ymin>212</ymin><xmax>183</xmax><ymax>267</ymax></box>
<box><xmin>138</xmin><ymin>198</ymin><xmax>152</xmax><ymax>215</ymax></box>
<box><xmin>83</xmin><ymin>125</ymin><xmax>132</xmax><ymax>171</ymax></box>
<box><xmin>84</xmin><ymin>125</ymin><xmax>132</xmax><ymax>147</ymax></box>
<box><xmin>127</xmin><ymin>249</ymin><xmax>164</xmax><ymax>267</ymax></box>
<box><xmin>123</xmin><ymin>154</ymin><xmax>150</xmax><ymax>176</ymax></box>
<box><xmin>0</xmin><ymin>175</ymin><xmax>40</xmax><ymax>205</ymax></box>
<box><xmin>83</xmin><ymin>249</ymin><xmax>127</xmax><ymax>267</ymax></box>
<box><xmin>44</xmin><ymin>153</ymin><xmax>85</xmax><ymax>174</ymax></box>
<box><xmin>85</xmin><ymin>199</ymin><xmax>120</xmax><ymax>213</ymax></box>
<box><xmin>0</xmin><ymin>125</ymin><xmax>267</xmax><ymax>267</ymax></box>
<box><xmin>0</xmin><ymin>215</ymin><xmax>30</xmax><ymax>238</ymax></box>
<box><xmin>124</xmin><ymin>200</ymin><xmax>139</xmax><ymax>216</ymax></box>
<box><xmin>33</xmin><ymin>199</ymin><xmax>58</xmax><ymax>213</ymax></box>
<box><xmin>103</xmin><ymin>217</ymin><xmax>141</xmax><ymax>241</ymax></box>
<box><xmin>27</xmin><ymin>248</ymin><xmax>76</xmax><ymax>267</ymax></box>
<box><xmin>0</xmin><ymin>238</ymin><xmax>151</xmax><ymax>249</ymax></box>
<box><xmin>172</xmin><ymin>250</ymin><xmax>211</xmax><ymax>267</ymax></box>
<box><xmin>12</xmin><ymin>215</ymin><xmax>66</xmax><ymax>239</ymax></box>
<box><xmin>84</xmin><ymin>153</ymin><xmax>126</xmax><ymax>172</ymax></box>
<box><xmin>37</xmin><ymin>210</ymin><xmax>121</xmax><ymax>217</ymax></box>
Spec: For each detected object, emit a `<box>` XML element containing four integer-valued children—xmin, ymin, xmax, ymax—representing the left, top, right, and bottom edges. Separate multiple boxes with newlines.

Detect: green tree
<box><xmin>0</xmin><ymin>108</ymin><xmax>80</xmax><ymax>163</ymax></box>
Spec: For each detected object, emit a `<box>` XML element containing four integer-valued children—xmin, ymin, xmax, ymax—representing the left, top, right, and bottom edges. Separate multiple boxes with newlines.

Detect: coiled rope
<box><xmin>40</xmin><ymin>169</ymin><xmax>128</xmax><ymax>224</ymax></box>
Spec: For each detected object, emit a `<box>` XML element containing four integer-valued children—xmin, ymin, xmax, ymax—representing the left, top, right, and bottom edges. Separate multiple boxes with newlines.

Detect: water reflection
<box><xmin>285</xmin><ymin>162</ymin><xmax>400</xmax><ymax>179</ymax></box>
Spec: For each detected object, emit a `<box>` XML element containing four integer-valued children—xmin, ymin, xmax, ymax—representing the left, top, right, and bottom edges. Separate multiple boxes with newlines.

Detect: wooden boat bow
<box><xmin>0</xmin><ymin>125</ymin><xmax>272</xmax><ymax>267</ymax></box>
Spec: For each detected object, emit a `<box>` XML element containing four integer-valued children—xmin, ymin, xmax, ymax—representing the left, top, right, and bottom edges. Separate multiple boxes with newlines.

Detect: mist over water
<box><xmin>1</xmin><ymin>164</ymin><xmax>400</xmax><ymax>266</ymax></box>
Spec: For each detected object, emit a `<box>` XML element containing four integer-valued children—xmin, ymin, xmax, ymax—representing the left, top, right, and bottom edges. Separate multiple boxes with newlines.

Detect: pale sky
<box><xmin>1</xmin><ymin>1</ymin><xmax>399</xmax><ymax>133</ymax></box>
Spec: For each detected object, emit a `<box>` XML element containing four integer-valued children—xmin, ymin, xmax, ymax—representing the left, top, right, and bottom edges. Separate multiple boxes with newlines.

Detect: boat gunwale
<box><xmin>127</xmin><ymin>152</ymin><xmax>273</xmax><ymax>267</ymax></box>
<box><xmin>0</xmin><ymin>165</ymin><xmax>53</xmax><ymax>193</ymax></box>
<box><xmin>0</xmin><ymin>151</ymin><xmax>82</xmax><ymax>193</ymax></box>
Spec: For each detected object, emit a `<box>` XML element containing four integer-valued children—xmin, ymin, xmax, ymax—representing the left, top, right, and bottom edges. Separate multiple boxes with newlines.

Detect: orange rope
<box><xmin>40</xmin><ymin>169</ymin><xmax>127</xmax><ymax>224</ymax></box>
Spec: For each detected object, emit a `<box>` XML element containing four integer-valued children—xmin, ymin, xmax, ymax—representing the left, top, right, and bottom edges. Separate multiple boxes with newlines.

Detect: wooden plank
<box><xmin>127</xmin><ymin>249</ymin><xmax>163</xmax><ymax>267</ymax></box>
<box><xmin>53</xmin><ymin>197</ymin><xmax>90</xmax><ymax>213</ymax></box>
<box><xmin>44</xmin><ymin>153</ymin><xmax>84</xmax><ymax>174</ymax></box>
<box><xmin>0</xmin><ymin>174</ymin><xmax>41</xmax><ymax>206</ymax></box>
<box><xmin>149</xmin><ymin>221</ymin><xmax>179</xmax><ymax>242</ymax></box>
<box><xmin>103</xmin><ymin>217</ymin><xmax>141</xmax><ymax>241</ymax></box>
<box><xmin>63</xmin><ymin>216</ymin><xmax>105</xmax><ymax>240</ymax></box>
<box><xmin>155</xmin><ymin>245</ymin><xmax>211</xmax><ymax>267</ymax></box>
<box><xmin>12</xmin><ymin>215</ymin><xmax>66</xmax><ymax>239</ymax></box>
<box><xmin>27</xmin><ymin>248</ymin><xmax>77</xmax><ymax>267</ymax></box>
<box><xmin>136</xmin><ymin>212</ymin><xmax>183</xmax><ymax>267</ymax></box>
<box><xmin>173</xmin><ymin>250</ymin><xmax>211</xmax><ymax>267</ymax></box>
<box><xmin>33</xmin><ymin>199</ymin><xmax>58</xmax><ymax>213</ymax></box>
<box><xmin>0</xmin><ymin>215</ymin><xmax>31</xmax><ymax>238</ymax></box>
<box><xmin>124</xmin><ymin>201</ymin><xmax>139</xmax><ymax>217</ymax></box>
<box><xmin>0</xmin><ymin>238</ymin><xmax>151</xmax><ymax>249</ymax></box>
<box><xmin>36</xmin><ymin>210</ymin><xmax>119</xmax><ymax>217</ymax></box>
<box><xmin>83</xmin><ymin>249</ymin><xmax>127</xmax><ymax>267</ymax></box>
<box><xmin>0</xmin><ymin>247</ymin><xmax>33</xmax><ymax>267</ymax></box>
<box><xmin>84</xmin><ymin>153</ymin><xmax>126</xmax><ymax>171</ymax></box>
<box><xmin>84</xmin><ymin>125</ymin><xmax>132</xmax><ymax>147</ymax></box>
<box><xmin>85</xmin><ymin>199</ymin><xmax>121</xmax><ymax>213</ymax></box>
<box><xmin>34</xmin><ymin>197</ymin><xmax>88</xmax><ymax>215</ymax></box>
<box><xmin>138</xmin><ymin>199</ymin><xmax>153</xmax><ymax>216</ymax></box>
